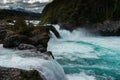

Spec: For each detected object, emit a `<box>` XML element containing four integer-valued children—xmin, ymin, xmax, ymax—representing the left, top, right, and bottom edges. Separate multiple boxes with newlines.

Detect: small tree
<box><xmin>13</xmin><ymin>17</ymin><xmax>34</xmax><ymax>36</ymax></box>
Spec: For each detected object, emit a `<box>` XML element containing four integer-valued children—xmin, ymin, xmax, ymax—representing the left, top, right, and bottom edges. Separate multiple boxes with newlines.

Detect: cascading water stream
<box><xmin>48</xmin><ymin>25</ymin><xmax>120</xmax><ymax>80</ymax></box>
<box><xmin>0</xmin><ymin>44</ymin><xmax>67</xmax><ymax>80</ymax></box>
<box><xmin>0</xmin><ymin>24</ymin><xmax>120</xmax><ymax>80</ymax></box>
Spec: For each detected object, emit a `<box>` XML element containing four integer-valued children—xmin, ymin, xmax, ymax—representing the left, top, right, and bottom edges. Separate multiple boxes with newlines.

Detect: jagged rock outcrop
<box><xmin>31</xmin><ymin>32</ymin><xmax>50</xmax><ymax>48</ymax></box>
<box><xmin>1</xmin><ymin>25</ymin><xmax>61</xmax><ymax>53</ymax></box>
<box><xmin>0</xmin><ymin>27</ymin><xmax>7</xmax><ymax>41</ymax></box>
<box><xmin>47</xmin><ymin>25</ymin><xmax>61</xmax><ymax>38</ymax></box>
<box><xmin>31</xmin><ymin>25</ymin><xmax>61</xmax><ymax>48</ymax></box>
<box><xmin>92</xmin><ymin>20</ymin><xmax>120</xmax><ymax>36</ymax></box>
<box><xmin>37</xmin><ymin>44</ymin><xmax>46</xmax><ymax>52</ymax></box>
<box><xmin>0</xmin><ymin>66</ymin><xmax>44</xmax><ymax>80</ymax></box>
<box><xmin>0</xmin><ymin>10</ymin><xmax>63</xmax><ymax>80</ymax></box>
<box><xmin>79</xmin><ymin>20</ymin><xmax>120</xmax><ymax>36</ymax></box>
<box><xmin>18</xmin><ymin>43</ymin><xmax>36</xmax><ymax>50</ymax></box>
<box><xmin>3</xmin><ymin>35</ymin><xmax>31</xmax><ymax>48</ymax></box>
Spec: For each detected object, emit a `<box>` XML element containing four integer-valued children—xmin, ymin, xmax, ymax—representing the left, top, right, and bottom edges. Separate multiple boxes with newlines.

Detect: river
<box><xmin>48</xmin><ymin>25</ymin><xmax>120</xmax><ymax>80</ymax></box>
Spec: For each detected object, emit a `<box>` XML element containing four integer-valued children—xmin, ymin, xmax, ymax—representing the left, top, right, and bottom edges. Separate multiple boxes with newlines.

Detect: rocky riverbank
<box><xmin>0</xmin><ymin>18</ymin><xmax>61</xmax><ymax>80</ymax></box>
<box><xmin>41</xmin><ymin>0</ymin><xmax>120</xmax><ymax>36</ymax></box>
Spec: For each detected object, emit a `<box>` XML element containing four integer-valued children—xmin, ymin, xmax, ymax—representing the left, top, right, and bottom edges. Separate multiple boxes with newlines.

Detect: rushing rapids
<box><xmin>48</xmin><ymin>25</ymin><xmax>120</xmax><ymax>80</ymax></box>
<box><xmin>0</xmin><ymin>44</ymin><xmax>67</xmax><ymax>80</ymax></box>
<box><xmin>0</xmin><ymin>23</ymin><xmax>120</xmax><ymax>80</ymax></box>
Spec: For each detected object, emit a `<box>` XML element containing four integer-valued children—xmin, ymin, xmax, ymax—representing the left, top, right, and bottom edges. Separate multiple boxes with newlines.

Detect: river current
<box><xmin>0</xmin><ymin>24</ymin><xmax>119</xmax><ymax>80</ymax></box>
<box><xmin>48</xmin><ymin>25</ymin><xmax>120</xmax><ymax>80</ymax></box>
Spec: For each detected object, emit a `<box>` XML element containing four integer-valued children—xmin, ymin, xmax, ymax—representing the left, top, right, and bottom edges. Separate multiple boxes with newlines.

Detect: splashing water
<box><xmin>0</xmin><ymin>44</ymin><xmax>67</xmax><ymax>80</ymax></box>
<box><xmin>48</xmin><ymin>25</ymin><xmax>120</xmax><ymax>80</ymax></box>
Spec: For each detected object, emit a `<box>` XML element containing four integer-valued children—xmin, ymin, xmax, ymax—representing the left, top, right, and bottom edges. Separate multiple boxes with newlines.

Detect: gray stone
<box><xmin>3</xmin><ymin>35</ymin><xmax>31</xmax><ymax>48</ymax></box>
<box><xmin>18</xmin><ymin>43</ymin><xmax>36</xmax><ymax>50</ymax></box>
<box><xmin>0</xmin><ymin>66</ymin><xmax>44</xmax><ymax>80</ymax></box>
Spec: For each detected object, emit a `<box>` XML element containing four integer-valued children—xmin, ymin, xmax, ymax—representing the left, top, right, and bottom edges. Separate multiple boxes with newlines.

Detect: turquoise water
<box><xmin>48</xmin><ymin>25</ymin><xmax>120</xmax><ymax>80</ymax></box>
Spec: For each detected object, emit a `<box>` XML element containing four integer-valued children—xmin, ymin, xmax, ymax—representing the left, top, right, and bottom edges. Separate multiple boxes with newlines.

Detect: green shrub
<box><xmin>41</xmin><ymin>0</ymin><xmax>120</xmax><ymax>26</ymax></box>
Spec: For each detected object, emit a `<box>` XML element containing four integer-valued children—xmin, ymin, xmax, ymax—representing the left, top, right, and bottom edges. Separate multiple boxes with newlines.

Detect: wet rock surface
<box><xmin>0</xmin><ymin>66</ymin><xmax>44</xmax><ymax>80</ymax></box>
<box><xmin>18</xmin><ymin>43</ymin><xmax>36</xmax><ymax>50</ymax></box>
<box><xmin>0</xmin><ymin>18</ymin><xmax>61</xmax><ymax>80</ymax></box>
<box><xmin>3</xmin><ymin>35</ymin><xmax>31</xmax><ymax>48</ymax></box>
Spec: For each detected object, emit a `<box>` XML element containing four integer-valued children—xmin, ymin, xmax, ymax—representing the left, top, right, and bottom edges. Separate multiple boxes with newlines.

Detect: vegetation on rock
<box><xmin>41</xmin><ymin>0</ymin><xmax>120</xmax><ymax>28</ymax></box>
<box><xmin>1</xmin><ymin>16</ymin><xmax>61</xmax><ymax>48</ymax></box>
<box><xmin>0</xmin><ymin>9</ymin><xmax>41</xmax><ymax>20</ymax></box>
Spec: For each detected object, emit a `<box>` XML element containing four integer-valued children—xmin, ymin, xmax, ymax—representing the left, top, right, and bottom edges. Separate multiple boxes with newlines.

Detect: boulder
<box><xmin>18</xmin><ymin>43</ymin><xmax>36</xmax><ymax>50</ymax></box>
<box><xmin>0</xmin><ymin>27</ymin><xmax>7</xmax><ymax>40</ymax></box>
<box><xmin>3</xmin><ymin>35</ymin><xmax>32</xmax><ymax>48</ymax></box>
<box><xmin>0</xmin><ymin>27</ymin><xmax>15</xmax><ymax>43</ymax></box>
<box><xmin>31</xmin><ymin>32</ymin><xmax>50</xmax><ymax>48</ymax></box>
<box><xmin>37</xmin><ymin>44</ymin><xmax>46</xmax><ymax>52</ymax></box>
<box><xmin>31</xmin><ymin>25</ymin><xmax>61</xmax><ymax>48</ymax></box>
<box><xmin>5</xmin><ymin>30</ymin><xmax>15</xmax><ymax>38</ymax></box>
<box><xmin>0</xmin><ymin>66</ymin><xmax>44</xmax><ymax>80</ymax></box>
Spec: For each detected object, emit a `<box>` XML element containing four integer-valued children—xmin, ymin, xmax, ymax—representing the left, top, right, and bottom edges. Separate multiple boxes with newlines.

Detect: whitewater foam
<box><xmin>67</xmin><ymin>72</ymin><xmax>96</xmax><ymax>80</ymax></box>
<box><xmin>48</xmin><ymin>25</ymin><xmax>120</xmax><ymax>80</ymax></box>
<box><xmin>0</xmin><ymin>44</ymin><xmax>67</xmax><ymax>80</ymax></box>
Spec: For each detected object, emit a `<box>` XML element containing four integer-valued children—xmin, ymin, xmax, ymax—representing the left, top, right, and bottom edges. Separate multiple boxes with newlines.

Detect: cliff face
<box><xmin>41</xmin><ymin>0</ymin><xmax>120</xmax><ymax>30</ymax></box>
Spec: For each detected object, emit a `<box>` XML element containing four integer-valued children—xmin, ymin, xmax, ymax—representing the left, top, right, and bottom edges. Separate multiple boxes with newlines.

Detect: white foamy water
<box><xmin>67</xmin><ymin>72</ymin><xmax>96</xmax><ymax>80</ymax></box>
<box><xmin>48</xmin><ymin>25</ymin><xmax>120</xmax><ymax>80</ymax></box>
<box><xmin>0</xmin><ymin>44</ymin><xmax>67</xmax><ymax>80</ymax></box>
<box><xmin>0</xmin><ymin>24</ymin><xmax>120</xmax><ymax>80</ymax></box>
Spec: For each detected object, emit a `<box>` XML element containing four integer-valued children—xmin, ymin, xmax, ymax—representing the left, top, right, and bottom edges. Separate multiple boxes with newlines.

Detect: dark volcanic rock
<box><xmin>5</xmin><ymin>30</ymin><xmax>15</xmax><ymax>38</ymax></box>
<box><xmin>47</xmin><ymin>25</ymin><xmax>61</xmax><ymax>38</ymax></box>
<box><xmin>31</xmin><ymin>32</ymin><xmax>50</xmax><ymax>48</ymax></box>
<box><xmin>3</xmin><ymin>35</ymin><xmax>32</xmax><ymax>48</ymax></box>
<box><xmin>37</xmin><ymin>44</ymin><xmax>46</xmax><ymax>53</ymax></box>
<box><xmin>0</xmin><ymin>26</ymin><xmax>15</xmax><ymax>43</ymax></box>
<box><xmin>18</xmin><ymin>43</ymin><xmax>36</xmax><ymax>50</ymax></box>
<box><xmin>31</xmin><ymin>25</ymin><xmax>61</xmax><ymax>48</ymax></box>
<box><xmin>0</xmin><ymin>66</ymin><xmax>44</xmax><ymax>80</ymax></box>
<box><xmin>0</xmin><ymin>27</ymin><xmax>7</xmax><ymax>40</ymax></box>
<box><xmin>99</xmin><ymin>29</ymin><xmax>120</xmax><ymax>36</ymax></box>
<box><xmin>89</xmin><ymin>21</ymin><xmax>120</xmax><ymax>36</ymax></box>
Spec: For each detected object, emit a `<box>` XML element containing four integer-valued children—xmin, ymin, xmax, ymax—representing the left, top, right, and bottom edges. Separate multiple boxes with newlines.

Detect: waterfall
<box><xmin>0</xmin><ymin>44</ymin><xmax>67</xmax><ymax>80</ymax></box>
